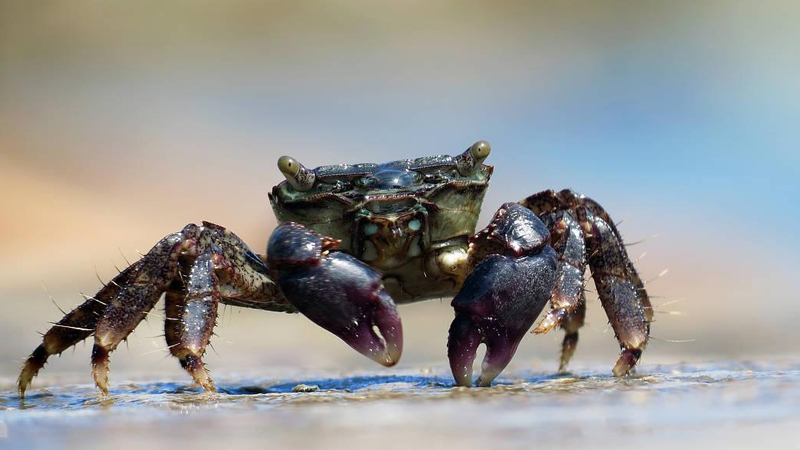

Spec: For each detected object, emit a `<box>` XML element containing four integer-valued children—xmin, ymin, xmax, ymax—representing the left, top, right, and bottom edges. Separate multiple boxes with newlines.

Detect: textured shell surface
<box><xmin>268</xmin><ymin>151</ymin><xmax>493</xmax><ymax>303</ymax></box>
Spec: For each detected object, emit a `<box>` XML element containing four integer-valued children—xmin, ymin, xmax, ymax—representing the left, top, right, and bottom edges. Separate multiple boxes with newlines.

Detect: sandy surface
<box><xmin>1</xmin><ymin>361</ymin><xmax>798</xmax><ymax>450</ymax></box>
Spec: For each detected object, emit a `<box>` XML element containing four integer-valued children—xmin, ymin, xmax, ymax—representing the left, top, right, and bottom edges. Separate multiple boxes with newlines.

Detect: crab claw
<box><xmin>268</xmin><ymin>222</ymin><xmax>403</xmax><ymax>366</ymax></box>
<box><xmin>448</xmin><ymin>203</ymin><xmax>557</xmax><ymax>387</ymax></box>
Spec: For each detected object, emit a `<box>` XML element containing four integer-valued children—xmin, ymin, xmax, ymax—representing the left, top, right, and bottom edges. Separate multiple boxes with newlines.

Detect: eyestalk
<box><xmin>278</xmin><ymin>156</ymin><xmax>316</xmax><ymax>191</ymax></box>
<box><xmin>455</xmin><ymin>140</ymin><xmax>491</xmax><ymax>176</ymax></box>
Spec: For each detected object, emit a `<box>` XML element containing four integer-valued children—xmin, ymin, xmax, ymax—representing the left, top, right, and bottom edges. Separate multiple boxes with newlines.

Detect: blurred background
<box><xmin>1</xmin><ymin>0</ymin><xmax>798</xmax><ymax>383</ymax></box>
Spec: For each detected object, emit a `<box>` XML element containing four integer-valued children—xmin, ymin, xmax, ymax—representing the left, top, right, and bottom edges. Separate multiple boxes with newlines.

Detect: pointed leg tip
<box><xmin>192</xmin><ymin>370</ymin><xmax>217</xmax><ymax>393</ymax></box>
<box><xmin>17</xmin><ymin>381</ymin><xmax>29</xmax><ymax>399</ymax></box>
<box><xmin>557</xmin><ymin>331</ymin><xmax>580</xmax><ymax>374</ymax></box>
<box><xmin>91</xmin><ymin>344</ymin><xmax>111</xmax><ymax>395</ymax></box>
<box><xmin>18</xmin><ymin>346</ymin><xmax>48</xmax><ymax>398</ymax></box>
<box><xmin>92</xmin><ymin>366</ymin><xmax>110</xmax><ymax>395</ymax></box>
<box><xmin>18</xmin><ymin>368</ymin><xmax>35</xmax><ymax>398</ymax></box>
<box><xmin>558</xmin><ymin>355</ymin><xmax>572</xmax><ymax>373</ymax></box>
<box><xmin>611</xmin><ymin>348</ymin><xmax>641</xmax><ymax>377</ymax></box>
<box><xmin>612</xmin><ymin>366</ymin><xmax>630</xmax><ymax>377</ymax></box>
<box><xmin>533</xmin><ymin>310</ymin><xmax>563</xmax><ymax>334</ymax></box>
<box><xmin>183</xmin><ymin>354</ymin><xmax>217</xmax><ymax>392</ymax></box>
<box><xmin>196</xmin><ymin>377</ymin><xmax>217</xmax><ymax>393</ymax></box>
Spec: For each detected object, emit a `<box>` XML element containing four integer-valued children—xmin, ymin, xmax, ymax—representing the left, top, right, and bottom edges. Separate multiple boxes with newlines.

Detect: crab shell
<box><xmin>268</xmin><ymin>152</ymin><xmax>493</xmax><ymax>303</ymax></box>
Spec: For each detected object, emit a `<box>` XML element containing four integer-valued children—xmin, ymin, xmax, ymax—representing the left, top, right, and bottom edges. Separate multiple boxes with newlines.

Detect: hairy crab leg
<box><xmin>91</xmin><ymin>229</ymin><xmax>191</xmax><ymax>394</ymax></box>
<box><xmin>163</xmin><ymin>248</ymin><xmax>221</xmax><ymax>391</ymax></box>
<box><xmin>575</xmin><ymin>196</ymin><xmax>653</xmax><ymax>324</ymax></box>
<box><xmin>532</xmin><ymin>211</ymin><xmax>588</xmax><ymax>372</ymax></box>
<box><xmin>164</xmin><ymin>277</ymin><xmax>188</xmax><ymax>373</ymax></box>
<box><xmin>520</xmin><ymin>189</ymin><xmax>652</xmax><ymax>376</ymax></box>
<box><xmin>18</xmin><ymin>220</ymin><xmax>288</xmax><ymax>397</ymax></box>
<box><xmin>17</xmin><ymin>261</ymin><xmax>142</xmax><ymax>397</ymax></box>
<box><xmin>576</xmin><ymin>205</ymin><xmax>649</xmax><ymax>376</ymax></box>
<box><xmin>532</xmin><ymin>211</ymin><xmax>587</xmax><ymax>331</ymax></box>
<box><xmin>91</xmin><ymin>222</ymin><xmax>286</xmax><ymax>394</ymax></box>
<box><xmin>447</xmin><ymin>203</ymin><xmax>557</xmax><ymax>387</ymax></box>
<box><xmin>164</xmin><ymin>225</ymin><xmax>288</xmax><ymax>391</ymax></box>
<box><xmin>522</xmin><ymin>189</ymin><xmax>653</xmax><ymax>323</ymax></box>
<box><xmin>558</xmin><ymin>300</ymin><xmax>586</xmax><ymax>372</ymax></box>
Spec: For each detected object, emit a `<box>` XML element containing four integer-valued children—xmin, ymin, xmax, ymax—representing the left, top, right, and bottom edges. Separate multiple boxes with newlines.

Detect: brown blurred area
<box><xmin>1</xmin><ymin>0</ymin><xmax>799</xmax><ymax>382</ymax></box>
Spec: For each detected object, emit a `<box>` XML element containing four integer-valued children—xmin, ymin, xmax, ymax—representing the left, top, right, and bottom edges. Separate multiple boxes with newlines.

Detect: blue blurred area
<box><xmin>2</xmin><ymin>1</ymin><xmax>798</xmax><ymax>276</ymax></box>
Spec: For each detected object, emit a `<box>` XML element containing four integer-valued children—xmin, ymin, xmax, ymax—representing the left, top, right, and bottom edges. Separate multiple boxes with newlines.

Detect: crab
<box><xmin>17</xmin><ymin>141</ymin><xmax>652</xmax><ymax>397</ymax></box>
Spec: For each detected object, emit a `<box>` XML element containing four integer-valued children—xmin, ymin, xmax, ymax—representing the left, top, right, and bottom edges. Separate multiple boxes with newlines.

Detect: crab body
<box><xmin>18</xmin><ymin>141</ymin><xmax>653</xmax><ymax>397</ymax></box>
<box><xmin>269</xmin><ymin>150</ymin><xmax>492</xmax><ymax>302</ymax></box>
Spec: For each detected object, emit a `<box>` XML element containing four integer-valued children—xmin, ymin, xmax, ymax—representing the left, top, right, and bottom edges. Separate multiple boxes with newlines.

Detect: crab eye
<box><xmin>278</xmin><ymin>155</ymin><xmax>316</xmax><ymax>191</ymax></box>
<box><xmin>278</xmin><ymin>156</ymin><xmax>300</xmax><ymax>177</ymax></box>
<box><xmin>455</xmin><ymin>140</ymin><xmax>491</xmax><ymax>175</ymax></box>
<box><xmin>470</xmin><ymin>140</ymin><xmax>491</xmax><ymax>160</ymax></box>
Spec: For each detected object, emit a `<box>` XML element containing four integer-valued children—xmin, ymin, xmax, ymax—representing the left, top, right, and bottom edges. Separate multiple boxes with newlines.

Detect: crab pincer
<box><xmin>267</xmin><ymin>222</ymin><xmax>403</xmax><ymax>366</ymax></box>
<box><xmin>448</xmin><ymin>203</ymin><xmax>557</xmax><ymax>387</ymax></box>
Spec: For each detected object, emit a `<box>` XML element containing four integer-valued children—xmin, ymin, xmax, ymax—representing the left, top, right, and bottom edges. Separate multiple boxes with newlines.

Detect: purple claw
<box><xmin>268</xmin><ymin>222</ymin><xmax>403</xmax><ymax>366</ymax></box>
<box><xmin>448</xmin><ymin>204</ymin><xmax>557</xmax><ymax>387</ymax></box>
<box><xmin>447</xmin><ymin>313</ymin><xmax>482</xmax><ymax>387</ymax></box>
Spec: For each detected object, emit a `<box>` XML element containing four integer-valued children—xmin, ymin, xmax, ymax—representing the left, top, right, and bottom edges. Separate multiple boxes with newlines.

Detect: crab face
<box><xmin>268</xmin><ymin>141</ymin><xmax>494</xmax><ymax>273</ymax></box>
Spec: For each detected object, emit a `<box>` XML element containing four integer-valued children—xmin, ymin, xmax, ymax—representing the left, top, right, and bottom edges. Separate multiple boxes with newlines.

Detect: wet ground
<box><xmin>1</xmin><ymin>360</ymin><xmax>798</xmax><ymax>450</ymax></box>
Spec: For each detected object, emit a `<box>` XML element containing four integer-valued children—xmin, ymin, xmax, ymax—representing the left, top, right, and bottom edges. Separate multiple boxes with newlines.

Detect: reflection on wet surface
<box><xmin>1</xmin><ymin>361</ymin><xmax>799</xmax><ymax>449</ymax></box>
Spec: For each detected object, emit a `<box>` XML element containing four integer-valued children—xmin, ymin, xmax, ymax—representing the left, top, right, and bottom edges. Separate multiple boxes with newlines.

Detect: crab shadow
<box><xmin>220</xmin><ymin>374</ymin><xmax>447</xmax><ymax>395</ymax></box>
<box><xmin>220</xmin><ymin>372</ymin><xmax>571</xmax><ymax>395</ymax></box>
<box><xmin>133</xmin><ymin>372</ymin><xmax>571</xmax><ymax>396</ymax></box>
<box><xmin>1</xmin><ymin>372</ymin><xmax>579</xmax><ymax>409</ymax></box>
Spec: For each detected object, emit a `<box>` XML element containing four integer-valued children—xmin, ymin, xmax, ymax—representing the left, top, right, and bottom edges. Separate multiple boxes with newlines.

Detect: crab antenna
<box><xmin>278</xmin><ymin>156</ymin><xmax>316</xmax><ymax>191</ymax></box>
<box><xmin>455</xmin><ymin>140</ymin><xmax>491</xmax><ymax>175</ymax></box>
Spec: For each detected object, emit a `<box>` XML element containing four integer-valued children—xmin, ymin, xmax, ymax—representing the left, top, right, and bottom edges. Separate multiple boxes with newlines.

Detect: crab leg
<box><xmin>558</xmin><ymin>300</ymin><xmax>586</xmax><ymax>372</ymax></box>
<box><xmin>164</xmin><ymin>248</ymin><xmax>222</xmax><ymax>392</ymax></box>
<box><xmin>163</xmin><ymin>226</ymin><xmax>283</xmax><ymax>392</ymax></box>
<box><xmin>164</xmin><ymin>278</ymin><xmax>187</xmax><ymax>370</ymax></box>
<box><xmin>522</xmin><ymin>189</ymin><xmax>653</xmax><ymax>323</ymax></box>
<box><xmin>532</xmin><ymin>210</ymin><xmax>588</xmax><ymax>372</ymax></box>
<box><xmin>532</xmin><ymin>211</ymin><xmax>587</xmax><ymax>332</ymax></box>
<box><xmin>573</xmin><ymin>195</ymin><xmax>653</xmax><ymax>324</ymax></box>
<box><xmin>520</xmin><ymin>189</ymin><xmax>652</xmax><ymax>376</ymax></box>
<box><xmin>91</xmin><ymin>223</ymin><xmax>281</xmax><ymax>394</ymax></box>
<box><xmin>577</xmin><ymin>205</ymin><xmax>649</xmax><ymax>376</ymax></box>
<box><xmin>18</xmin><ymin>221</ymin><xmax>285</xmax><ymax>397</ymax></box>
<box><xmin>17</xmin><ymin>261</ymin><xmax>142</xmax><ymax>396</ymax></box>
<box><xmin>91</xmin><ymin>230</ymin><xmax>189</xmax><ymax>394</ymax></box>
<box><xmin>448</xmin><ymin>203</ymin><xmax>557</xmax><ymax>387</ymax></box>
<box><xmin>19</xmin><ymin>218</ymin><xmax>402</xmax><ymax>397</ymax></box>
